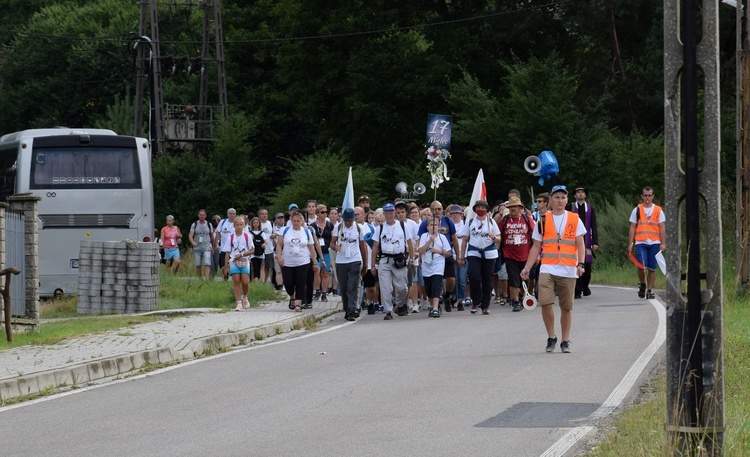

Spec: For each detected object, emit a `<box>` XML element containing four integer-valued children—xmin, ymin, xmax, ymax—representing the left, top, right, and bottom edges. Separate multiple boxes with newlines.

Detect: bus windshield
<box><xmin>30</xmin><ymin>147</ymin><xmax>141</xmax><ymax>189</ymax></box>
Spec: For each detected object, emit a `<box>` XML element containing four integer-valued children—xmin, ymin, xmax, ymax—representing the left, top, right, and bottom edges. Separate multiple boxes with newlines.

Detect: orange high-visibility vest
<box><xmin>634</xmin><ymin>204</ymin><xmax>662</xmax><ymax>243</ymax></box>
<box><xmin>540</xmin><ymin>212</ymin><xmax>580</xmax><ymax>267</ymax></box>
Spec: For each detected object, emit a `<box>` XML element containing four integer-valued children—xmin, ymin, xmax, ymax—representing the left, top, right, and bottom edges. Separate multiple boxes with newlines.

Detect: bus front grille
<box><xmin>39</xmin><ymin>214</ymin><xmax>135</xmax><ymax>228</ymax></box>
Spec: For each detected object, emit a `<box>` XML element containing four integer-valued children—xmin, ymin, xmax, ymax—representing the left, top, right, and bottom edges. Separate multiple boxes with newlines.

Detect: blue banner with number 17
<box><xmin>426</xmin><ymin>114</ymin><xmax>452</xmax><ymax>151</ymax></box>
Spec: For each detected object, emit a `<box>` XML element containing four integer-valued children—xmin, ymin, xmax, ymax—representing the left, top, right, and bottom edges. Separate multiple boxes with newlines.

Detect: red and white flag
<box><xmin>466</xmin><ymin>169</ymin><xmax>487</xmax><ymax>220</ymax></box>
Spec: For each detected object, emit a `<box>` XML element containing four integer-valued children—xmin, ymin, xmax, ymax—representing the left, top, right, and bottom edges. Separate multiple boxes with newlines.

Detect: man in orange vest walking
<box><xmin>627</xmin><ymin>186</ymin><xmax>666</xmax><ymax>300</ymax></box>
<box><xmin>521</xmin><ymin>185</ymin><xmax>587</xmax><ymax>353</ymax></box>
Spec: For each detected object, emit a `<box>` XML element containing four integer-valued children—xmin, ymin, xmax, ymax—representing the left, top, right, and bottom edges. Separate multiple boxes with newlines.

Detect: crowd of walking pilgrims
<box><xmin>159</xmin><ymin>184</ymin><xmax>666</xmax><ymax>354</ymax></box>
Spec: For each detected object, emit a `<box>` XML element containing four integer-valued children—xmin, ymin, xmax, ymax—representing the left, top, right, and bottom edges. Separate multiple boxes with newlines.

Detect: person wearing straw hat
<box><xmin>499</xmin><ymin>196</ymin><xmax>535</xmax><ymax>312</ymax></box>
<box><xmin>521</xmin><ymin>185</ymin><xmax>586</xmax><ymax>353</ymax></box>
<box><xmin>458</xmin><ymin>200</ymin><xmax>501</xmax><ymax>315</ymax></box>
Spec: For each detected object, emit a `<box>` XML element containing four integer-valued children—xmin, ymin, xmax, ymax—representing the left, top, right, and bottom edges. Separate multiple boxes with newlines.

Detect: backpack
<box><xmin>283</xmin><ymin>226</ymin><xmax>311</xmax><ymax>242</ymax></box>
<box><xmin>251</xmin><ymin>231</ymin><xmax>265</xmax><ymax>254</ymax></box>
<box><xmin>229</xmin><ymin>233</ymin><xmax>250</xmax><ymax>253</ymax></box>
<box><xmin>376</xmin><ymin>220</ymin><xmax>408</xmax><ymax>257</ymax></box>
<box><xmin>499</xmin><ymin>213</ymin><xmax>533</xmax><ymax>247</ymax></box>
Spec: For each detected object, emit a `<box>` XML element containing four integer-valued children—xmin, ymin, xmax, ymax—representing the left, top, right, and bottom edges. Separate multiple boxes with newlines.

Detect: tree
<box><xmin>269</xmin><ymin>148</ymin><xmax>384</xmax><ymax>214</ymax></box>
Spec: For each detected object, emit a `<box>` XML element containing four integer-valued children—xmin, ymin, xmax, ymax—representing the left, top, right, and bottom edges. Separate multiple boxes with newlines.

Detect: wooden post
<box><xmin>1</xmin><ymin>268</ymin><xmax>21</xmax><ymax>343</ymax></box>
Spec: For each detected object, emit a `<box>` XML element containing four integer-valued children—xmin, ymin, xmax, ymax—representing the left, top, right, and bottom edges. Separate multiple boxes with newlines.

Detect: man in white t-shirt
<box><xmin>449</xmin><ymin>204</ymin><xmax>467</xmax><ymax>308</ymax></box>
<box><xmin>258</xmin><ymin>209</ymin><xmax>275</xmax><ymax>283</ymax></box>
<box><xmin>217</xmin><ymin>208</ymin><xmax>237</xmax><ymax>280</ymax></box>
<box><xmin>371</xmin><ymin>202</ymin><xmax>415</xmax><ymax>320</ymax></box>
<box><xmin>521</xmin><ymin>185</ymin><xmax>586</xmax><ymax>354</ymax></box>
<box><xmin>627</xmin><ymin>186</ymin><xmax>666</xmax><ymax>300</ymax></box>
<box><xmin>331</xmin><ymin>208</ymin><xmax>367</xmax><ymax>321</ymax></box>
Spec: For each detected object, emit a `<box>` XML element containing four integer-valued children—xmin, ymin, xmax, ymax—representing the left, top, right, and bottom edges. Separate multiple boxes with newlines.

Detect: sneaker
<box><xmin>345</xmin><ymin>314</ymin><xmax>356</xmax><ymax>321</ymax></box>
<box><xmin>430</xmin><ymin>308</ymin><xmax>440</xmax><ymax>318</ymax></box>
<box><xmin>367</xmin><ymin>304</ymin><xmax>375</xmax><ymax>315</ymax></box>
<box><xmin>482</xmin><ymin>308</ymin><xmax>490</xmax><ymax>315</ymax></box>
<box><xmin>411</xmin><ymin>303</ymin><xmax>420</xmax><ymax>313</ymax></box>
<box><xmin>377</xmin><ymin>304</ymin><xmax>385</xmax><ymax>313</ymax></box>
<box><xmin>384</xmin><ymin>312</ymin><xmax>393</xmax><ymax>320</ymax></box>
<box><xmin>470</xmin><ymin>305</ymin><xmax>478</xmax><ymax>314</ymax></box>
<box><xmin>321</xmin><ymin>293</ymin><xmax>328</xmax><ymax>302</ymax></box>
<box><xmin>234</xmin><ymin>303</ymin><xmax>243</xmax><ymax>311</ymax></box>
<box><xmin>456</xmin><ymin>300</ymin><xmax>465</xmax><ymax>311</ymax></box>
<box><xmin>445</xmin><ymin>300</ymin><xmax>452</xmax><ymax>312</ymax></box>
<box><xmin>242</xmin><ymin>296</ymin><xmax>250</xmax><ymax>309</ymax></box>
<box><xmin>646</xmin><ymin>290</ymin><xmax>655</xmax><ymax>299</ymax></box>
<box><xmin>546</xmin><ymin>336</ymin><xmax>558</xmax><ymax>353</ymax></box>
<box><xmin>512</xmin><ymin>301</ymin><xmax>523</xmax><ymax>312</ymax></box>
<box><xmin>313</xmin><ymin>289</ymin><xmax>322</xmax><ymax>300</ymax></box>
<box><xmin>499</xmin><ymin>297</ymin><xmax>506</xmax><ymax>306</ymax></box>
<box><xmin>560</xmin><ymin>340</ymin><xmax>572</xmax><ymax>353</ymax></box>
<box><xmin>303</xmin><ymin>303</ymin><xmax>313</xmax><ymax>309</ymax></box>
<box><xmin>354</xmin><ymin>308</ymin><xmax>361</xmax><ymax>318</ymax></box>
<box><xmin>638</xmin><ymin>283</ymin><xmax>646</xmax><ymax>298</ymax></box>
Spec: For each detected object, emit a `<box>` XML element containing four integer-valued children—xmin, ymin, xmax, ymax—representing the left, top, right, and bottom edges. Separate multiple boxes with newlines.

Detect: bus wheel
<box><xmin>53</xmin><ymin>288</ymin><xmax>64</xmax><ymax>299</ymax></box>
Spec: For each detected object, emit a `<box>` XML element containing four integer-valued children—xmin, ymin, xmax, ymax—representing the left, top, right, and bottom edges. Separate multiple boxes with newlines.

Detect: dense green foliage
<box><xmin>0</xmin><ymin>0</ymin><xmax>741</xmax><ymax>224</ymax></box>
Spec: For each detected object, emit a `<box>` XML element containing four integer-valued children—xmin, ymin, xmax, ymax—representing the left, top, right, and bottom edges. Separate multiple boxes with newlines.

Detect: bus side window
<box><xmin>0</xmin><ymin>158</ymin><xmax>16</xmax><ymax>201</ymax></box>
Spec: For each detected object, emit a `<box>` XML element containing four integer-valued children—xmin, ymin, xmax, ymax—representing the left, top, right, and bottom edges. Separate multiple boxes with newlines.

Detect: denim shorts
<box><xmin>164</xmin><ymin>248</ymin><xmax>180</xmax><ymax>260</ymax></box>
<box><xmin>193</xmin><ymin>249</ymin><xmax>212</xmax><ymax>267</ymax></box>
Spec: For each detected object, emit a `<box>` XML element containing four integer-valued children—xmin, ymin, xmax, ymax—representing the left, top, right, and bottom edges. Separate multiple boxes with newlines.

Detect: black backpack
<box><xmin>251</xmin><ymin>231</ymin><xmax>265</xmax><ymax>253</ymax></box>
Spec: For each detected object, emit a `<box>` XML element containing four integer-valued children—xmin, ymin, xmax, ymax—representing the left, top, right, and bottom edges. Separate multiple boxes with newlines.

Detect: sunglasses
<box><xmin>319</xmin><ymin>211</ymin><xmax>328</xmax><ymax>214</ymax></box>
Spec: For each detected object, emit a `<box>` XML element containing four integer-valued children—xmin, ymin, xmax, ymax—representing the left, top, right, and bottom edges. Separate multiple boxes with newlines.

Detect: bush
<box><xmin>594</xmin><ymin>193</ymin><xmax>638</xmax><ymax>268</ymax></box>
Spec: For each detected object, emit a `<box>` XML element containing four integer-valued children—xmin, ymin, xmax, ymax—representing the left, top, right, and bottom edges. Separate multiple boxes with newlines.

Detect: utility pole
<box><xmin>737</xmin><ymin>0</ymin><xmax>750</xmax><ymax>291</ymax></box>
<box><xmin>134</xmin><ymin>0</ymin><xmax>228</xmax><ymax>154</ymax></box>
<box><xmin>664</xmin><ymin>0</ymin><xmax>725</xmax><ymax>455</ymax></box>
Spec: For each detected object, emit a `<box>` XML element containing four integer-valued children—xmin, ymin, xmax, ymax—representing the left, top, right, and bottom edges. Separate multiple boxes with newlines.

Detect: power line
<box><xmin>0</xmin><ymin>1</ymin><xmax>571</xmax><ymax>46</ymax></box>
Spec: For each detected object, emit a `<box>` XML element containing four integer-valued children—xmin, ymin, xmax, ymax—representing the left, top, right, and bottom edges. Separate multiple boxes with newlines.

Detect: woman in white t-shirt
<box><xmin>458</xmin><ymin>200</ymin><xmax>501</xmax><ymax>314</ymax></box>
<box><xmin>418</xmin><ymin>217</ymin><xmax>452</xmax><ymax>317</ymax></box>
<box><xmin>276</xmin><ymin>211</ymin><xmax>318</xmax><ymax>312</ymax></box>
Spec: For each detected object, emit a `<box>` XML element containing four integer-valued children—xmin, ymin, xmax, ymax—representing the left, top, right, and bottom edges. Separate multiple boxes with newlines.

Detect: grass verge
<box><xmin>0</xmin><ymin>269</ymin><xmax>284</xmax><ymax>350</ymax></box>
<box><xmin>584</xmin><ymin>275</ymin><xmax>749</xmax><ymax>455</ymax></box>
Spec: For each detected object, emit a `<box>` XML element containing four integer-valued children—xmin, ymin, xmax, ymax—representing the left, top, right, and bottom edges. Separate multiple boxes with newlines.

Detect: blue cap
<box><xmin>550</xmin><ymin>185</ymin><xmax>568</xmax><ymax>195</ymax></box>
<box><xmin>342</xmin><ymin>208</ymin><xmax>355</xmax><ymax>220</ymax></box>
<box><xmin>383</xmin><ymin>202</ymin><xmax>395</xmax><ymax>211</ymax></box>
<box><xmin>288</xmin><ymin>203</ymin><xmax>299</xmax><ymax>210</ymax></box>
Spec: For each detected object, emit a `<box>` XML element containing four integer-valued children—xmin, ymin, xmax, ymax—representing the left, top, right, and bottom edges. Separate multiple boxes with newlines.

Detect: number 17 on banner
<box><xmin>426</xmin><ymin>114</ymin><xmax>452</xmax><ymax>150</ymax></box>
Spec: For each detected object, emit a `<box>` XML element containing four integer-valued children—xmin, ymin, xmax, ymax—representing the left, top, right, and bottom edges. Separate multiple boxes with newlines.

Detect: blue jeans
<box><xmin>336</xmin><ymin>261</ymin><xmax>362</xmax><ymax>315</ymax></box>
<box><xmin>453</xmin><ymin>261</ymin><xmax>467</xmax><ymax>300</ymax></box>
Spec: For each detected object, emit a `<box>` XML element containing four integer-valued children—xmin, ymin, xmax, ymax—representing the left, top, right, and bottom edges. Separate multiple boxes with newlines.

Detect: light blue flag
<box><xmin>342</xmin><ymin>167</ymin><xmax>355</xmax><ymax>210</ymax></box>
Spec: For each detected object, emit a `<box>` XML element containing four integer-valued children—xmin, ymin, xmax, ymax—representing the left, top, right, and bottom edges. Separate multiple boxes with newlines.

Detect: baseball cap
<box><xmin>550</xmin><ymin>185</ymin><xmax>568</xmax><ymax>195</ymax></box>
<box><xmin>574</xmin><ymin>186</ymin><xmax>588</xmax><ymax>196</ymax></box>
<box><xmin>394</xmin><ymin>199</ymin><xmax>408</xmax><ymax>209</ymax></box>
<box><xmin>166</xmin><ymin>215</ymin><xmax>174</xmax><ymax>220</ymax></box>
<box><xmin>449</xmin><ymin>204</ymin><xmax>463</xmax><ymax>214</ymax></box>
<box><xmin>383</xmin><ymin>202</ymin><xmax>395</xmax><ymax>211</ymax></box>
<box><xmin>274</xmin><ymin>212</ymin><xmax>285</xmax><ymax>219</ymax></box>
<box><xmin>288</xmin><ymin>203</ymin><xmax>299</xmax><ymax>210</ymax></box>
<box><xmin>342</xmin><ymin>208</ymin><xmax>355</xmax><ymax>220</ymax></box>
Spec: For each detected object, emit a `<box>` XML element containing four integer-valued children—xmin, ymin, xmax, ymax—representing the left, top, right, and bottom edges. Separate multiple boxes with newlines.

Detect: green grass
<box><xmin>0</xmin><ymin>267</ymin><xmax>284</xmax><ymax>350</ymax></box>
<box><xmin>585</xmin><ymin>271</ymin><xmax>750</xmax><ymax>455</ymax></box>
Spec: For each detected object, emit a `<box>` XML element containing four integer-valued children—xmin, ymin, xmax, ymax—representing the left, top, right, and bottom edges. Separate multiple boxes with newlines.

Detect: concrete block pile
<box><xmin>77</xmin><ymin>241</ymin><xmax>160</xmax><ymax>314</ymax></box>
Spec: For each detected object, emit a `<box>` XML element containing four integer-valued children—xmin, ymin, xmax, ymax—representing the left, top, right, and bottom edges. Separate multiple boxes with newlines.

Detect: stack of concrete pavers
<box><xmin>77</xmin><ymin>240</ymin><xmax>160</xmax><ymax>314</ymax></box>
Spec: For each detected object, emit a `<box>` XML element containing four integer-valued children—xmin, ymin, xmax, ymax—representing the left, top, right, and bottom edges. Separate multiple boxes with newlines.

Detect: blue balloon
<box><xmin>538</xmin><ymin>150</ymin><xmax>559</xmax><ymax>186</ymax></box>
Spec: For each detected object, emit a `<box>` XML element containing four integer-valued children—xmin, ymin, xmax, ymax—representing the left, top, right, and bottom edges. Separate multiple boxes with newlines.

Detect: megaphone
<box><xmin>524</xmin><ymin>156</ymin><xmax>541</xmax><ymax>174</ymax></box>
<box><xmin>413</xmin><ymin>183</ymin><xmax>426</xmax><ymax>195</ymax></box>
<box><xmin>395</xmin><ymin>181</ymin><xmax>408</xmax><ymax>194</ymax></box>
<box><xmin>522</xmin><ymin>281</ymin><xmax>537</xmax><ymax>311</ymax></box>
<box><xmin>524</xmin><ymin>150</ymin><xmax>559</xmax><ymax>186</ymax></box>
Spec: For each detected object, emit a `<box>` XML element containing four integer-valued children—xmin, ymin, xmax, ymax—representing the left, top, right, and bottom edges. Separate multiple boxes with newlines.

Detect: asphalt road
<box><xmin>0</xmin><ymin>285</ymin><xmax>664</xmax><ymax>457</ymax></box>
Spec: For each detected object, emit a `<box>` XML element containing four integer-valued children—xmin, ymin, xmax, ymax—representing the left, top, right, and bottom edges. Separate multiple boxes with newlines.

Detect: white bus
<box><xmin>0</xmin><ymin>128</ymin><xmax>154</xmax><ymax>297</ymax></box>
